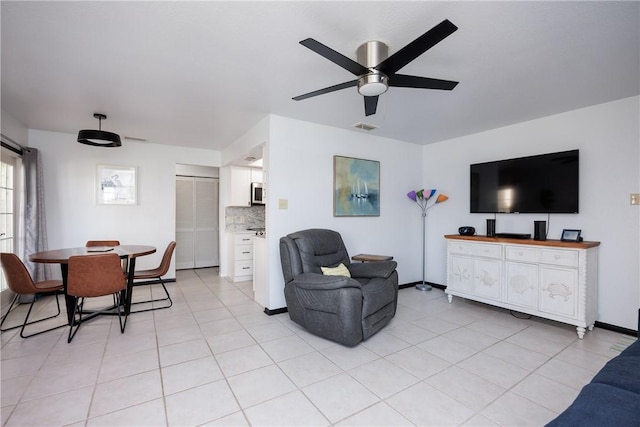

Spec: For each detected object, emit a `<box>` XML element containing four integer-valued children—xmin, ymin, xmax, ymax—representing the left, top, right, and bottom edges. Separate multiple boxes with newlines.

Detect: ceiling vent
<box><xmin>352</xmin><ymin>122</ymin><xmax>378</xmax><ymax>131</ymax></box>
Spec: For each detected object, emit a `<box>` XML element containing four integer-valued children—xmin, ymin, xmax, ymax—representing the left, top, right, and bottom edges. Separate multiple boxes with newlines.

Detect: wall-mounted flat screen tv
<box><xmin>470</xmin><ymin>150</ymin><xmax>579</xmax><ymax>214</ymax></box>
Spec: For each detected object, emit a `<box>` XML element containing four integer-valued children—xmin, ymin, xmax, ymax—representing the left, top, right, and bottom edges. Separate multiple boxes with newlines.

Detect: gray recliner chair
<box><xmin>280</xmin><ymin>229</ymin><xmax>399</xmax><ymax>347</ymax></box>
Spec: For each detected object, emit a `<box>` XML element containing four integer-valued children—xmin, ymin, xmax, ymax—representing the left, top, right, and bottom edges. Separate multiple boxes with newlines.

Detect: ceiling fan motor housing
<box><xmin>357</xmin><ymin>40</ymin><xmax>388</xmax><ymax>68</ymax></box>
<box><xmin>357</xmin><ymin>41</ymin><xmax>389</xmax><ymax>96</ymax></box>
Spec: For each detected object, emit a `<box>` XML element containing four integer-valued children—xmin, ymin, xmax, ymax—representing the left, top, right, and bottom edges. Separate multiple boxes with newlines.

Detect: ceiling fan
<box><xmin>292</xmin><ymin>19</ymin><xmax>459</xmax><ymax>116</ymax></box>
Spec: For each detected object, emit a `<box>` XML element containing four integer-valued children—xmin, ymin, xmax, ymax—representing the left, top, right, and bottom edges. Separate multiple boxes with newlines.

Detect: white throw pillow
<box><xmin>321</xmin><ymin>263</ymin><xmax>351</xmax><ymax>277</ymax></box>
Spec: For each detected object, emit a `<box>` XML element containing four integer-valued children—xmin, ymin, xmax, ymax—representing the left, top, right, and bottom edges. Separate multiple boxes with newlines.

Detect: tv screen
<box><xmin>470</xmin><ymin>150</ymin><xmax>579</xmax><ymax>214</ymax></box>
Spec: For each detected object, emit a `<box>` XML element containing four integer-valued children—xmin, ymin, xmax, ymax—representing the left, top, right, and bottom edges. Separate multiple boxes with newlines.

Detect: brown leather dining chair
<box><xmin>85</xmin><ymin>240</ymin><xmax>120</xmax><ymax>247</ymax></box>
<box><xmin>0</xmin><ymin>253</ymin><xmax>65</xmax><ymax>338</ymax></box>
<box><xmin>131</xmin><ymin>241</ymin><xmax>176</xmax><ymax>313</ymax></box>
<box><xmin>67</xmin><ymin>253</ymin><xmax>128</xmax><ymax>343</ymax></box>
<box><xmin>86</xmin><ymin>240</ymin><xmax>123</xmax><ymax>306</ymax></box>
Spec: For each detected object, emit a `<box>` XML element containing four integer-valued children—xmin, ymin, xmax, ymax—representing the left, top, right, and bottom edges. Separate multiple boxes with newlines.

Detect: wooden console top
<box><xmin>444</xmin><ymin>234</ymin><xmax>600</xmax><ymax>249</ymax></box>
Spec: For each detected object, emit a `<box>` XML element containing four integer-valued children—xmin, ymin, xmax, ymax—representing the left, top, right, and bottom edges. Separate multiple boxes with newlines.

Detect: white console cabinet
<box><xmin>445</xmin><ymin>235</ymin><xmax>600</xmax><ymax>339</ymax></box>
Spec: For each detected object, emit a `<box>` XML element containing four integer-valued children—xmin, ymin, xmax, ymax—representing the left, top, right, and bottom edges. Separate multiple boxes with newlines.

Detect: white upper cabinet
<box><xmin>227</xmin><ymin>166</ymin><xmax>251</xmax><ymax>207</ymax></box>
<box><xmin>250</xmin><ymin>168</ymin><xmax>263</xmax><ymax>183</ymax></box>
<box><xmin>227</xmin><ymin>166</ymin><xmax>264</xmax><ymax>207</ymax></box>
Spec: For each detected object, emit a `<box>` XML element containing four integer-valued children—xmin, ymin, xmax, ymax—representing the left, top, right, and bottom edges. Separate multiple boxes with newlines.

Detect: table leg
<box><xmin>125</xmin><ymin>257</ymin><xmax>136</xmax><ymax>315</ymax></box>
<box><xmin>60</xmin><ymin>263</ymin><xmax>75</xmax><ymax>326</ymax></box>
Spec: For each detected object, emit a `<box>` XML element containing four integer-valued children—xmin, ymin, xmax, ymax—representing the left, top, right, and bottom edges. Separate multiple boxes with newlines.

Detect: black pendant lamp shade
<box><xmin>77</xmin><ymin>113</ymin><xmax>121</xmax><ymax>147</ymax></box>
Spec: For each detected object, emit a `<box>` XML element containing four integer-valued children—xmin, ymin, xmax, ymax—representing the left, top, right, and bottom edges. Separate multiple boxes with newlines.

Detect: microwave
<box><xmin>251</xmin><ymin>182</ymin><xmax>265</xmax><ymax>205</ymax></box>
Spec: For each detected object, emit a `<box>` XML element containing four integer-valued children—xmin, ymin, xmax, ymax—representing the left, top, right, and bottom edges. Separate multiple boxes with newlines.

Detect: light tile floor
<box><xmin>1</xmin><ymin>268</ymin><xmax>635</xmax><ymax>426</ymax></box>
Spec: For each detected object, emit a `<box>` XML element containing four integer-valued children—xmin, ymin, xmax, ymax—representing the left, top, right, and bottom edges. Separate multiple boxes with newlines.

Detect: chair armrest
<box><xmin>288</xmin><ymin>273</ymin><xmax>362</xmax><ymax>291</ymax></box>
<box><xmin>348</xmin><ymin>260</ymin><xmax>397</xmax><ymax>279</ymax></box>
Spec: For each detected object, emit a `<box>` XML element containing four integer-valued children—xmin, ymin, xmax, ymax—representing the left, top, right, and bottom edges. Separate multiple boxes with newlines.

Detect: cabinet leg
<box><xmin>447</xmin><ymin>294</ymin><xmax>453</xmax><ymax>303</ymax></box>
<box><xmin>576</xmin><ymin>326</ymin><xmax>586</xmax><ymax>339</ymax></box>
<box><xmin>588</xmin><ymin>324</ymin><xmax>594</xmax><ymax>331</ymax></box>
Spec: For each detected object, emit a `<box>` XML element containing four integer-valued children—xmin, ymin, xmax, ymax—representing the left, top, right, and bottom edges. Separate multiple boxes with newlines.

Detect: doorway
<box><xmin>175</xmin><ymin>175</ymin><xmax>219</xmax><ymax>269</ymax></box>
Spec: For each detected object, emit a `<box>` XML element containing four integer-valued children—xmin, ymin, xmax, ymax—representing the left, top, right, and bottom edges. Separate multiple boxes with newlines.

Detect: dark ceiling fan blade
<box><xmin>364</xmin><ymin>96</ymin><xmax>379</xmax><ymax>116</ymax></box>
<box><xmin>292</xmin><ymin>80</ymin><xmax>358</xmax><ymax>101</ymax></box>
<box><xmin>375</xmin><ymin>19</ymin><xmax>458</xmax><ymax>75</ymax></box>
<box><xmin>300</xmin><ymin>38</ymin><xmax>369</xmax><ymax>76</ymax></box>
<box><xmin>389</xmin><ymin>74</ymin><xmax>459</xmax><ymax>90</ymax></box>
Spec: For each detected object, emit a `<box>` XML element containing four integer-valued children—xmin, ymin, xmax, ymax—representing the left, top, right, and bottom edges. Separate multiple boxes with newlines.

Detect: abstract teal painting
<box><xmin>333</xmin><ymin>155</ymin><xmax>380</xmax><ymax>217</ymax></box>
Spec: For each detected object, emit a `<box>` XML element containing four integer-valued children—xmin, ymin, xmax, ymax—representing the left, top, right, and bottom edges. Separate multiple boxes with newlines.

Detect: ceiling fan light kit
<box><xmin>77</xmin><ymin>113</ymin><xmax>122</xmax><ymax>147</ymax></box>
<box><xmin>294</xmin><ymin>19</ymin><xmax>459</xmax><ymax>116</ymax></box>
<box><xmin>358</xmin><ymin>73</ymin><xmax>388</xmax><ymax>97</ymax></box>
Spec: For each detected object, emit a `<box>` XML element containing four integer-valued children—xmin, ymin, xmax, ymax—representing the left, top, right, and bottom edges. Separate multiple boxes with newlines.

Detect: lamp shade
<box><xmin>77</xmin><ymin>129</ymin><xmax>121</xmax><ymax>147</ymax></box>
<box><xmin>77</xmin><ymin>113</ymin><xmax>121</xmax><ymax>147</ymax></box>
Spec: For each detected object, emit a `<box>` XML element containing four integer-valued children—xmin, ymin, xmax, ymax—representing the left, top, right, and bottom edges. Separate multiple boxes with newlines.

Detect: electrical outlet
<box><xmin>279</xmin><ymin>199</ymin><xmax>288</xmax><ymax>210</ymax></box>
<box><xmin>631</xmin><ymin>193</ymin><xmax>640</xmax><ymax>205</ymax></box>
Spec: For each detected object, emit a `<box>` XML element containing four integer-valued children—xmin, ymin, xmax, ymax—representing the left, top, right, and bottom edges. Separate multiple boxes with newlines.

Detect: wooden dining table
<box><xmin>29</xmin><ymin>245</ymin><xmax>156</xmax><ymax>325</ymax></box>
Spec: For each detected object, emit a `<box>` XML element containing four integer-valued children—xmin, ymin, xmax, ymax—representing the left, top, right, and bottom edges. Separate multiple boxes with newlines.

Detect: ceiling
<box><xmin>2</xmin><ymin>1</ymin><xmax>638</xmax><ymax>152</ymax></box>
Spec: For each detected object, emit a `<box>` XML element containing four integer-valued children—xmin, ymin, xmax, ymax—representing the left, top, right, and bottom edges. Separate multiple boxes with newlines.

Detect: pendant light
<box><xmin>77</xmin><ymin>113</ymin><xmax>121</xmax><ymax>147</ymax></box>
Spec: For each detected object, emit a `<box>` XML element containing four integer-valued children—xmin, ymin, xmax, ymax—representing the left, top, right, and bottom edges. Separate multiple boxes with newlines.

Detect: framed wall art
<box><xmin>97</xmin><ymin>164</ymin><xmax>137</xmax><ymax>205</ymax></box>
<box><xmin>333</xmin><ymin>155</ymin><xmax>380</xmax><ymax>217</ymax></box>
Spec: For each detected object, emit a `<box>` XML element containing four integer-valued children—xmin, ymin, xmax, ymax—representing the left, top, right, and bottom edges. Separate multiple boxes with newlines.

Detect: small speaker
<box><xmin>534</xmin><ymin>221</ymin><xmax>546</xmax><ymax>241</ymax></box>
<box><xmin>486</xmin><ymin>219</ymin><xmax>496</xmax><ymax>237</ymax></box>
<box><xmin>458</xmin><ymin>226</ymin><xmax>476</xmax><ymax>236</ymax></box>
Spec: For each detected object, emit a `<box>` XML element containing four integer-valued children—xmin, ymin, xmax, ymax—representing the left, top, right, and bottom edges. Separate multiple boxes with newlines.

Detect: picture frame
<box><xmin>97</xmin><ymin>164</ymin><xmax>137</xmax><ymax>205</ymax></box>
<box><xmin>333</xmin><ymin>155</ymin><xmax>380</xmax><ymax>217</ymax></box>
<box><xmin>561</xmin><ymin>229</ymin><xmax>582</xmax><ymax>242</ymax></box>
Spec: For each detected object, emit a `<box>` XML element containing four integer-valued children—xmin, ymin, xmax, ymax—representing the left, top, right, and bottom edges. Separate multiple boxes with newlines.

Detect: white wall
<box><xmin>1</xmin><ymin>109</ymin><xmax>28</xmax><ymax>147</ymax></box>
<box><xmin>28</xmin><ymin>129</ymin><xmax>221</xmax><ymax>277</ymax></box>
<box><xmin>265</xmin><ymin>115</ymin><xmax>425</xmax><ymax>309</ymax></box>
<box><xmin>221</xmin><ymin>117</ymin><xmax>269</xmax><ymax>166</ymax></box>
<box><xmin>176</xmin><ymin>163</ymin><xmax>219</xmax><ymax>178</ymax></box>
<box><xmin>422</xmin><ymin>96</ymin><xmax>640</xmax><ymax>330</ymax></box>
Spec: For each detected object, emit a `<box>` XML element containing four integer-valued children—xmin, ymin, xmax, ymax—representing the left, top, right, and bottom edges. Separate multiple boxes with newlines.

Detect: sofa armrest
<box><xmin>288</xmin><ymin>272</ymin><xmax>362</xmax><ymax>291</ymax></box>
<box><xmin>348</xmin><ymin>260</ymin><xmax>397</xmax><ymax>279</ymax></box>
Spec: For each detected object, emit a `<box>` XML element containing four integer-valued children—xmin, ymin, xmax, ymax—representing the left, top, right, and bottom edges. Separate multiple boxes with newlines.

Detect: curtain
<box><xmin>21</xmin><ymin>148</ymin><xmax>52</xmax><ymax>281</ymax></box>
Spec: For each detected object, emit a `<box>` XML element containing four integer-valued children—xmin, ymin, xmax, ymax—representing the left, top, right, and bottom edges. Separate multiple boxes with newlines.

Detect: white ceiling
<box><xmin>2</xmin><ymin>1</ymin><xmax>638</xmax><ymax>152</ymax></box>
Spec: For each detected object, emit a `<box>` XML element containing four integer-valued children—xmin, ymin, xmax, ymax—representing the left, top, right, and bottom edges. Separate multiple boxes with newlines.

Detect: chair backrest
<box><xmin>156</xmin><ymin>241</ymin><xmax>177</xmax><ymax>276</ymax></box>
<box><xmin>67</xmin><ymin>254</ymin><xmax>126</xmax><ymax>297</ymax></box>
<box><xmin>280</xmin><ymin>229</ymin><xmax>350</xmax><ymax>283</ymax></box>
<box><xmin>0</xmin><ymin>253</ymin><xmax>39</xmax><ymax>295</ymax></box>
<box><xmin>86</xmin><ymin>240</ymin><xmax>120</xmax><ymax>247</ymax></box>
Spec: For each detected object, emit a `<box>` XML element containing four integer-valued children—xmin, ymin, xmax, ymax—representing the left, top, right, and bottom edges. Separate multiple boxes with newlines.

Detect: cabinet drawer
<box><xmin>449</xmin><ymin>242</ymin><xmax>475</xmax><ymax>256</ymax></box>
<box><xmin>235</xmin><ymin>260</ymin><xmax>253</xmax><ymax>276</ymax></box>
<box><xmin>450</xmin><ymin>242</ymin><xmax>501</xmax><ymax>259</ymax></box>
<box><xmin>474</xmin><ymin>244</ymin><xmax>502</xmax><ymax>259</ymax></box>
<box><xmin>235</xmin><ymin>245</ymin><xmax>253</xmax><ymax>260</ymax></box>
<box><xmin>505</xmin><ymin>246</ymin><xmax>538</xmax><ymax>263</ymax></box>
<box><xmin>540</xmin><ymin>249</ymin><xmax>578</xmax><ymax>267</ymax></box>
<box><xmin>234</xmin><ymin>233</ymin><xmax>253</xmax><ymax>245</ymax></box>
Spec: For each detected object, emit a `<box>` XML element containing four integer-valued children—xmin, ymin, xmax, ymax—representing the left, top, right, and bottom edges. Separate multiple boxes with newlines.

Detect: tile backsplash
<box><xmin>225</xmin><ymin>205</ymin><xmax>265</xmax><ymax>231</ymax></box>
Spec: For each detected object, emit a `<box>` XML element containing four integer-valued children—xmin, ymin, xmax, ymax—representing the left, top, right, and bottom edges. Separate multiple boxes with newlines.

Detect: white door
<box><xmin>175</xmin><ymin>176</ymin><xmax>219</xmax><ymax>269</ymax></box>
<box><xmin>194</xmin><ymin>178</ymin><xmax>219</xmax><ymax>268</ymax></box>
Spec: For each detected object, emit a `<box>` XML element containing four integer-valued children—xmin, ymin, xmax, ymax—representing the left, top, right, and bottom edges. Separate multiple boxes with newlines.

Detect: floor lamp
<box><xmin>407</xmin><ymin>189</ymin><xmax>449</xmax><ymax>291</ymax></box>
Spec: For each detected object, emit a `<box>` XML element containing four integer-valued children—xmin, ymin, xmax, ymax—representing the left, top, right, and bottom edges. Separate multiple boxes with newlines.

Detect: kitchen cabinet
<box><xmin>251</xmin><ymin>168</ymin><xmax>263</xmax><ymax>183</ymax></box>
<box><xmin>227</xmin><ymin>166</ymin><xmax>251</xmax><ymax>207</ymax></box>
<box><xmin>228</xmin><ymin>231</ymin><xmax>254</xmax><ymax>282</ymax></box>
<box><xmin>227</xmin><ymin>166</ymin><xmax>263</xmax><ymax>207</ymax></box>
<box><xmin>445</xmin><ymin>235</ymin><xmax>600</xmax><ymax>339</ymax></box>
